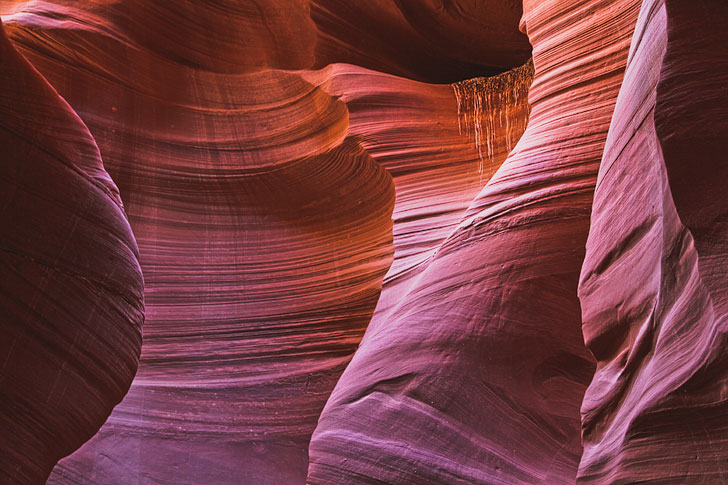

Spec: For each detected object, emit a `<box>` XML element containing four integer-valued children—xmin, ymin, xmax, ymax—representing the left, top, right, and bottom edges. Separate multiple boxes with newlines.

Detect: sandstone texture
<box><xmin>578</xmin><ymin>0</ymin><xmax>728</xmax><ymax>481</ymax></box>
<box><xmin>308</xmin><ymin>0</ymin><xmax>640</xmax><ymax>482</ymax></box>
<box><xmin>0</xmin><ymin>21</ymin><xmax>143</xmax><ymax>484</ymax></box>
<box><xmin>1</xmin><ymin>0</ymin><xmax>726</xmax><ymax>483</ymax></box>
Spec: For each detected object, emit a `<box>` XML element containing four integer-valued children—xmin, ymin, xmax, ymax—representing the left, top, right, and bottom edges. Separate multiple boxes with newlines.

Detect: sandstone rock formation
<box><xmin>0</xmin><ymin>22</ymin><xmax>143</xmax><ymax>484</ymax></box>
<box><xmin>307</xmin><ymin>0</ymin><xmax>640</xmax><ymax>482</ymax></box>
<box><xmin>578</xmin><ymin>0</ymin><xmax>728</xmax><ymax>481</ymax></box>
<box><xmin>1</xmin><ymin>0</ymin><xmax>727</xmax><ymax>483</ymax></box>
<box><xmin>2</xmin><ymin>1</ymin><xmax>530</xmax><ymax>482</ymax></box>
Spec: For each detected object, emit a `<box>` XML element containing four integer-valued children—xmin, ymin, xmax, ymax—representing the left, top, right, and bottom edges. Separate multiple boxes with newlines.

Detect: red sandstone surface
<box><xmin>0</xmin><ymin>0</ymin><xmax>726</xmax><ymax>483</ymax></box>
<box><xmin>0</xmin><ymin>20</ymin><xmax>143</xmax><ymax>484</ymax></box>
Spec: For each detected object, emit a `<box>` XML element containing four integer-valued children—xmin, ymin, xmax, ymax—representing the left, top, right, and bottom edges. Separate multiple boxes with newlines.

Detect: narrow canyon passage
<box><xmin>1</xmin><ymin>1</ymin><xmax>727</xmax><ymax>484</ymax></box>
<box><xmin>308</xmin><ymin>0</ymin><xmax>640</xmax><ymax>482</ymax></box>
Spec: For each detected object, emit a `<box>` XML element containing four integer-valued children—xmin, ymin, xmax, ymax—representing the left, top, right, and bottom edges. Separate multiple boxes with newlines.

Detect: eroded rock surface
<box><xmin>2</xmin><ymin>0</ymin><xmax>727</xmax><ymax>483</ymax></box>
<box><xmin>307</xmin><ymin>0</ymin><xmax>640</xmax><ymax>482</ymax></box>
<box><xmin>578</xmin><ymin>0</ymin><xmax>728</xmax><ymax>481</ymax></box>
<box><xmin>1</xmin><ymin>2</ymin><xmax>531</xmax><ymax>483</ymax></box>
<box><xmin>0</xmin><ymin>22</ymin><xmax>143</xmax><ymax>484</ymax></box>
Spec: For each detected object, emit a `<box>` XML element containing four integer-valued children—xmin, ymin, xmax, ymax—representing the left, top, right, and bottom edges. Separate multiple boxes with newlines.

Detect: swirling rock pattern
<box><xmin>0</xmin><ymin>22</ymin><xmax>143</xmax><ymax>484</ymax></box>
<box><xmin>2</xmin><ymin>1</ymin><xmax>532</xmax><ymax>483</ymax></box>
<box><xmin>2</xmin><ymin>0</ymin><xmax>727</xmax><ymax>483</ymax></box>
<box><xmin>578</xmin><ymin>0</ymin><xmax>728</xmax><ymax>481</ymax></box>
<box><xmin>307</xmin><ymin>0</ymin><xmax>639</xmax><ymax>483</ymax></box>
<box><xmin>304</xmin><ymin>61</ymin><xmax>533</xmax><ymax>330</ymax></box>
<box><xmin>7</xmin><ymin>36</ymin><xmax>394</xmax><ymax>485</ymax></box>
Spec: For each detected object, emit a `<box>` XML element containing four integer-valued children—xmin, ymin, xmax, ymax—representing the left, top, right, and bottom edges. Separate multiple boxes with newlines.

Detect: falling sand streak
<box><xmin>453</xmin><ymin>60</ymin><xmax>534</xmax><ymax>181</ymax></box>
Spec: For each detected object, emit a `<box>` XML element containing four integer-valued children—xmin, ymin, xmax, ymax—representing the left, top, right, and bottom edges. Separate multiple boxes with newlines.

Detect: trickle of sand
<box><xmin>452</xmin><ymin>60</ymin><xmax>534</xmax><ymax>181</ymax></box>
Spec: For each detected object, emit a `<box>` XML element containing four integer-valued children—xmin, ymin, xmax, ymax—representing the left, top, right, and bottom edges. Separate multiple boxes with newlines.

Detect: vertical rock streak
<box><xmin>453</xmin><ymin>60</ymin><xmax>534</xmax><ymax>176</ymax></box>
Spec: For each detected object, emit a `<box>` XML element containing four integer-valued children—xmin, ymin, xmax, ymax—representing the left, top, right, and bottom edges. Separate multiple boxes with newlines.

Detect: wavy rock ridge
<box><xmin>0</xmin><ymin>21</ymin><xmax>143</xmax><ymax>484</ymax></box>
<box><xmin>308</xmin><ymin>0</ymin><xmax>640</xmax><ymax>482</ymax></box>
<box><xmin>2</xmin><ymin>1</ymin><xmax>530</xmax><ymax>483</ymax></box>
<box><xmin>578</xmin><ymin>0</ymin><xmax>728</xmax><ymax>481</ymax></box>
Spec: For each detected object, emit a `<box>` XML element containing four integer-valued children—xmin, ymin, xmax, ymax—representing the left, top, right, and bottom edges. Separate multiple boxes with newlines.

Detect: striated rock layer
<box><xmin>2</xmin><ymin>2</ymin><xmax>531</xmax><ymax>483</ymax></box>
<box><xmin>27</xmin><ymin>53</ymin><xmax>395</xmax><ymax>485</ymax></box>
<box><xmin>578</xmin><ymin>0</ymin><xmax>728</xmax><ymax>481</ymax></box>
<box><xmin>3</xmin><ymin>0</ymin><xmax>726</xmax><ymax>483</ymax></box>
<box><xmin>304</xmin><ymin>61</ymin><xmax>533</xmax><ymax>324</ymax></box>
<box><xmin>0</xmin><ymin>22</ymin><xmax>144</xmax><ymax>484</ymax></box>
<box><xmin>307</xmin><ymin>0</ymin><xmax>640</xmax><ymax>483</ymax></box>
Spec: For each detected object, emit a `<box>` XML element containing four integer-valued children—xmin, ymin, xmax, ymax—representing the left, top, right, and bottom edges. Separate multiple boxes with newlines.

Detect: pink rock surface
<box><xmin>304</xmin><ymin>62</ymin><xmax>533</xmax><ymax>329</ymax></box>
<box><xmin>578</xmin><ymin>0</ymin><xmax>728</xmax><ymax>481</ymax></box>
<box><xmin>307</xmin><ymin>0</ymin><xmax>640</xmax><ymax>482</ymax></box>
<box><xmin>0</xmin><ymin>22</ymin><xmax>143</xmax><ymax>484</ymax></box>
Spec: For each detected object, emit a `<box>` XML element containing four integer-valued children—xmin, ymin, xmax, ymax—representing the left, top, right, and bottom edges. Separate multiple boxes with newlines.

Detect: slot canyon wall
<box><xmin>0</xmin><ymin>22</ymin><xmax>144</xmax><ymax>485</ymax></box>
<box><xmin>0</xmin><ymin>0</ymin><xmax>726</xmax><ymax>483</ymax></box>
<box><xmin>578</xmin><ymin>0</ymin><xmax>728</xmax><ymax>481</ymax></box>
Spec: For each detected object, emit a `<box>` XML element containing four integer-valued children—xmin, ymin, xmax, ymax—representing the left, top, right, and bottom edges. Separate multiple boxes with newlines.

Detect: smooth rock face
<box><xmin>0</xmin><ymin>22</ymin><xmax>143</xmax><ymax>484</ymax></box>
<box><xmin>307</xmin><ymin>0</ymin><xmax>640</xmax><ymax>482</ymax></box>
<box><xmin>578</xmin><ymin>0</ymin><xmax>728</xmax><ymax>481</ymax></box>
